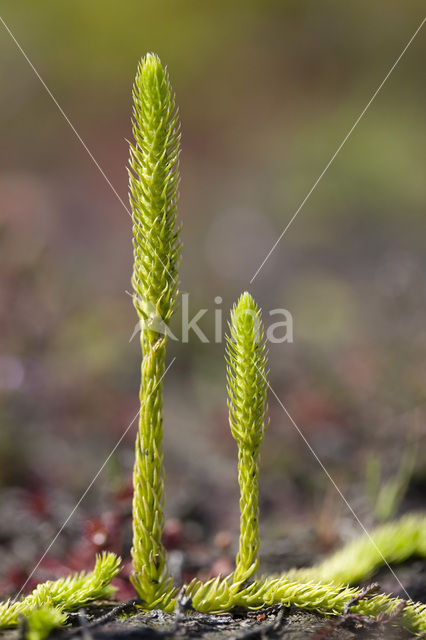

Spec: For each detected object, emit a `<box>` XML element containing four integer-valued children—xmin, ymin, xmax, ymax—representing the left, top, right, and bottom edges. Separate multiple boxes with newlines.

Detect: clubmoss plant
<box><xmin>2</xmin><ymin>52</ymin><xmax>426</xmax><ymax>639</ymax></box>
<box><xmin>129</xmin><ymin>52</ymin><xmax>181</xmax><ymax>609</ymax></box>
<box><xmin>0</xmin><ymin>552</ymin><xmax>120</xmax><ymax>629</ymax></box>
<box><xmin>226</xmin><ymin>292</ymin><xmax>269</xmax><ymax>584</ymax></box>
<box><xmin>186</xmin><ymin>572</ymin><xmax>426</xmax><ymax>634</ymax></box>
<box><xmin>185</xmin><ymin>514</ymin><xmax>426</xmax><ymax>634</ymax></box>
<box><xmin>125</xmin><ymin>54</ymin><xmax>426</xmax><ymax>635</ymax></box>
<box><xmin>227</xmin><ymin>575</ymin><xmax>426</xmax><ymax>635</ymax></box>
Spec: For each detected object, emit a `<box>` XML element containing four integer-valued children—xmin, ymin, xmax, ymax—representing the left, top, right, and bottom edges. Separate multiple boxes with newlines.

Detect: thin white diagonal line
<box><xmin>13</xmin><ymin>356</ymin><xmax>177</xmax><ymax>601</ymax></box>
<box><xmin>250</xmin><ymin>17</ymin><xmax>425</xmax><ymax>284</ymax></box>
<box><xmin>0</xmin><ymin>15</ymin><xmax>177</xmax><ymax>285</ymax></box>
<box><xmin>259</xmin><ymin>367</ymin><xmax>412</xmax><ymax>601</ymax></box>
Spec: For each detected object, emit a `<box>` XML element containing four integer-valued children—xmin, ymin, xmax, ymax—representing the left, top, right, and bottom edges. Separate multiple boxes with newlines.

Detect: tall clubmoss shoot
<box><xmin>129</xmin><ymin>53</ymin><xmax>181</xmax><ymax>610</ymax></box>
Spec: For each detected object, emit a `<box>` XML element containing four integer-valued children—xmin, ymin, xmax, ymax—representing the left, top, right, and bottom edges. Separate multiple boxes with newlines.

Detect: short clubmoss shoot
<box><xmin>226</xmin><ymin>292</ymin><xmax>269</xmax><ymax>583</ymax></box>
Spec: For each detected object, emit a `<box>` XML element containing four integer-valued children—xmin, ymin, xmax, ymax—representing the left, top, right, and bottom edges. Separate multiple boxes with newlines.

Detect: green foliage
<box><xmin>0</xmin><ymin>552</ymin><xmax>120</xmax><ymax>629</ymax></box>
<box><xmin>185</xmin><ymin>570</ymin><xmax>426</xmax><ymax>634</ymax></box>
<box><xmin>365</xmin><ymin>447</ymin><xmax>416</xmax><ymax>523</ymax></box>
<box><xmin>129</xmin><ymin>52</ymin><xmax>181</xmax><ymax>327</ymax></box>
<box><xmin>184</xmin><ymin>513</ymin><xmax>426</xmax><ymax>634</ymax></box>
<box><xmin>124</xmin><ymin>53</ymin><xmax>426</xmax><ymax>635</ymax></box>
<box><xmin>129</xmin><ymin>52</ymin><xmax>181</xmax><ymax>609</ymax></box>
<box><xmin>3</xmin><ymin>51</ymin><xmax>426</xmax><ymax>640</ymax></box>
<box><xmin>226</xmin><ymin>292</ymin><xmax>268</xmax><ymax>583</ymax></box>
<box><xmin>25</xmin><ymin>606</ymin><xmax>67</xmax><ymax>640</ymax></box>
<box><xmin>285</xmin><ymin>512</ymin><xmax>426</xmax><ymax>586</ymax></box>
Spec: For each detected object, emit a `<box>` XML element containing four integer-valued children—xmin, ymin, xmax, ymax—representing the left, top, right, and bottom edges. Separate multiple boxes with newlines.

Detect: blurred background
<box><xmin>0</xmin><ymin>1</ymin><xmax>425</xmax><ymax>598</ymax></box>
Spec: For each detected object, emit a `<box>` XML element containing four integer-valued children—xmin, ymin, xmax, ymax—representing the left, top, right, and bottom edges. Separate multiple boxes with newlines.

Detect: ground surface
<box><xmin>52</xmin><ymin>603</ymin><xmax>414</xmax><ymax>640</ymax></box>
<box><xmin>0</xmin><ymin>599</ymin><xmax>417</xmax><ymax>640</ymax></box>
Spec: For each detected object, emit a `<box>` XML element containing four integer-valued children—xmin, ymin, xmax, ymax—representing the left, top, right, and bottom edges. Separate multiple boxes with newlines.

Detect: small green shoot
<box><xmin>25</xmin><ymin>606</ymin><xmax>67</xmax><ymax>640</ymax></box>
<box><xmin>226</xmin><ymin>292</ymin><xmax>269</xmax><ymax>583</ymax></box>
